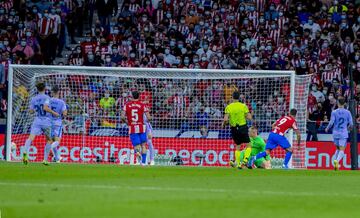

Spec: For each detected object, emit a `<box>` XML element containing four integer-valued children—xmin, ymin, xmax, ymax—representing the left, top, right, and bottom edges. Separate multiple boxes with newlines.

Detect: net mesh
<box><xmin>8</xmin><ymin>66</ymin><xmax>311</xmax><ymax>168</ymax></box>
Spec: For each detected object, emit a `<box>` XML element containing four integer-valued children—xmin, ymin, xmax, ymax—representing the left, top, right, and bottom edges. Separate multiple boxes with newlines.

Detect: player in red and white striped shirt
<box><xmin>249</xmin><ymin>109</ymin><xmax>301</xmax><ymax>169</ymax></box>
<box><xmin>122</xmin><ymin>91</ymin><xmax>151</xmax><ymax>165</ymax></box>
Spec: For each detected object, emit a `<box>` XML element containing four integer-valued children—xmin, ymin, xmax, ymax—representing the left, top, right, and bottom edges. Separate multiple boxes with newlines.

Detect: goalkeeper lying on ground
<box><xmin>230</xmin><ymin>126</ymin><xmax>271</xmax><ymax>169</ymax></box>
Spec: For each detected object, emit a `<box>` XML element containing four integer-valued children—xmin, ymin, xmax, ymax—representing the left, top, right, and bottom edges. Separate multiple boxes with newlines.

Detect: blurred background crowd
<box><xmin>2</xmin><ymin>0</ymin><xmax>360</xmax><ymax>140</ymax></box>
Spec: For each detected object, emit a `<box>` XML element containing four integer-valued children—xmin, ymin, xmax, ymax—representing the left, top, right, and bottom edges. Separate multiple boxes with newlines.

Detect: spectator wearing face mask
<box><xmin>186</xmin><ymin>6</ymin><xmax>199</xmax><ymax>25</ymax></box>
<box><xmin>310</xmin><ymin>83</ymin><xmax>325</xmax><ymax>103</ymax></box>
<box><xmin>104</xmin><ymin>54</ymin><xmax>115</xmax><ymax>67</ymax></box>
<box><xmin>265</xmin><ymin>4</ymin><xmax>279</xmax><ymax>21</ymax></box>
<box><xmin>84</xmin><ymin>51</ymin><xmax>101</xmax><ymax>66</ymax></box>
<box><xmin>307</xmin><ymin>102</ymin><xmax>324</xmax><ymax>141</ymax></box>
<box><xmin>110</xmin><ymin>45</ymin><xmax>122</xmax><ymax>65</ymax></box>
<box><xmin>339</xmin><ymin>35</ymin><xmax>354</xmax><ymax>57</ymax></box>
<box><xmin>68</xmin><ymin>46</ymin><xmax>84</xmax><ymax>66</ymax></box>
<box><xmin>207</xmin><ymin>55</ymin><xmax>221</xmax><ymax>69</ymax></box>
<box><xmin>1</xmin><ymin>37</ymin><xmax>11</xmax><ymax>53</ymax></box>
<box><xmin>323</xmin><ymin>92</ymin><xmax>337</xmax><ymax>117</ymax></box>
<box><xmin>96</xmin><ymin>37</ymin><xmax>110</xmax><ymax>59</ymax></box>
<box><xmin>139</xmin><ymin>0</ymin><xmax>155</xmax><ymax>17</ymax></box>
<box><xmin>100</xmin><ymin>89</ymin><xmax>115</xmax><ymax>114</ymax></box>
<box><xmin>12</xmin><ymin>38</ymin><xmax>34</xmax><ymax>64</ymax></box>
<box><xmin>302</xmin><ymin>16</ymin><xmax>321</xmax><ymax>39</ymax></box>
<box><xmin>269</xmin><ymin>53</ymin><xmax>285</xmax><ymax>70</ymax></box>
<box><xmin>328</xmin><ymin>0</ymin><xmax>348</xmax><ymax>15</ymax></box>
<box><xmin>197</xmin><ymin>54</ymin><xmax>208</xmax><ymax>69</ymax></box>
<box><xmin>163</xmin><ymin>46</ymin><xmax>176</xmax><ymax>65</ymax></box>
<box><xmin>196</xmin><ymin>41</ymin><xmax>213</xmax><ymax>59</ymax></box>
<box><xmin>37</xmin><ymin>9</ymin><xmax>55</xmax><ymax>64</ymax></box>
<box><xmin>107</xmin><ymin>25</ymin><xmax>121</xmax><ymax>43</ymax></box>
<box><xmin>48</xmin><ymin>6</ymin><xmax>61</xmax><ymax>61</ymax></box>
<box><xmin>339</xmin><ymin>19</ymin><xmax>354</xmax><ymax>41</ymax></box>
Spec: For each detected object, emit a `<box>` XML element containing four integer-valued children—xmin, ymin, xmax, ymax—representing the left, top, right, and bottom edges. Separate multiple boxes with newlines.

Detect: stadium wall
<box><xmin>1</xmin><ymin>134</ymin><xmax>360</xmax><ymax>170</ymax></box>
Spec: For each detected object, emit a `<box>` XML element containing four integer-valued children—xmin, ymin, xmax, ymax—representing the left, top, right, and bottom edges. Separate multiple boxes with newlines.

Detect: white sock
<box><xmin>24</xmin><ymin>139</ymin><xmax>32</xmax><ymax>154</ymax></box>
<box><xmin>336</xmin><ymin>150</ymin><xmax>345</xmax><ymax>163</ymax></box>
<box><xmin>334</xmin><ymin>150</ymin><xmax>340</xmax><ymax>160</ymax></box>
<box><xmin>44</xmin><ymin>143</ymin><xmax>51</xmax><ymax>162</ymax></box>
<box><xmin>148</xmin><ymin>139</ymin><xmax>154</xmax><ymax>161</ymax></box>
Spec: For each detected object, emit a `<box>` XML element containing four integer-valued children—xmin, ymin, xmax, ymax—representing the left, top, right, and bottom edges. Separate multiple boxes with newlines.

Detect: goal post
<box><xmin>5</xmin><ymin>65</ymin><xmax>311</xmax><ymax>168</ymax></box>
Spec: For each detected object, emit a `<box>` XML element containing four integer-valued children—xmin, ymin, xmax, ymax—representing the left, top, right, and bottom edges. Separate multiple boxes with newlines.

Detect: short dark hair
<box><xmin>36</xmin><ymin>82</ymin><xmax>46</xmax><ymax>92</ymax></box>
<box><xmin>338</xmin><ymin>96</ymin><xmax>346</xmax><ymax>106</ymax></box>
<box><xmin>52</xmin><ymin>85</ymin><xmax>60</xmax><ymax>94</ymax></box>
<box><xmin>232</xmin><ymin>91</ymin><xmax>240</xmax><ymax>100</ymax></box>
<box><xmin>132</xmin><ymin>91</ymin><xmax>140</xmax><ymax>99</ymax></box>
<box><xmin>290</xmin><ymin>108</ymin><xmax>297</xmax><ymax>116</ymax></box>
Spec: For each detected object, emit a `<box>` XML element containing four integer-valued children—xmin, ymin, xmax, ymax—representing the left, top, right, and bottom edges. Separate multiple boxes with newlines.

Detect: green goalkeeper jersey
<box><xmin>250</xmin><ymin>136</ymin><xmax>270</xmax><ymax>160</ymax></box>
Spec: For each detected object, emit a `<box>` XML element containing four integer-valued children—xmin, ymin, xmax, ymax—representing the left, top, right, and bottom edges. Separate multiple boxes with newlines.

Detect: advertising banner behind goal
<box><xmin>2</xmin><ymin>134</ymin><xmax>358</xmax><ymax>170</ymax></box>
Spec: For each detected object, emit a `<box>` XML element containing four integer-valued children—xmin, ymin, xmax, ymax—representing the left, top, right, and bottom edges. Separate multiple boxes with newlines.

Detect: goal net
<box><xmin>5</xmin><ymin>65</ymin><xmax>311</xmax><ymax>168</ymax></box>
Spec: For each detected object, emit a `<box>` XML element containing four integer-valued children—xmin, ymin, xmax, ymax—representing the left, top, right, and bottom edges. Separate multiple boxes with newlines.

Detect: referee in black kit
<box><xmin>223</xmin><ymin>91</ymin><xmax>253</xmax><ymax>169</ymax></box>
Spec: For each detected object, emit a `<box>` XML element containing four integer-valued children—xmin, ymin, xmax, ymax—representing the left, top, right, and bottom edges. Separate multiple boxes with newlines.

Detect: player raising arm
<box><xmin>122</xmin><ymin>91</ymin><xmax>151</xmax><ymax>165</ymax></box>
<box><xmin>325</xmin><ymin>97</ymin><xmax>353</xmax><ymax>170</ymax></box>
<box><xmin>23</xmin><ymin>82</ymin><xmax>60</xmax><ymax>165</ymax></box>
<box><xmin>45</xmin><ymin>86</ymin><xmax>67</xmax><ymax>164</ymax></box>
<box><xmin>248</xmin><ymin>109</ymin><xmax>301</xmax><ymax>169</ymax></box>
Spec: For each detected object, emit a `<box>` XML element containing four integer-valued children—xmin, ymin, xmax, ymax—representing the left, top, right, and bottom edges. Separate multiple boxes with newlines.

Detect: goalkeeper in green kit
<box><xmin>237</xmin><ymin>126</ymin><xmax>271</xmax><ymax>169</ymax></box>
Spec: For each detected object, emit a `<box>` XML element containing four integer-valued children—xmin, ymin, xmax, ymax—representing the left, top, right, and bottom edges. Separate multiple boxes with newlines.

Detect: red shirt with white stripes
<box><xmin>273</xmin><ymin>115</ymin><xmax>298</xmax><ymax>136</ymax></box>
<box><xmin>124</xmin><ymin>100</ymin><xmax>149</xmax><ymax>134</ymax></box>
<box><xmin>322</xmin><ymin>70</ymin><xmax>341</xmax><ymax>83</ymax></box>
<box><xmin>37</xmin><ymin>17</ymin><xmax>54</xmax><ymax>37</ymax></box>
<box><xmin>0</xmin><ymin>0</ymin><xmax>13</xmax><ymax>12</ymax></box>
<box><xmin>275</xmin><ymin>46</ymin><xmax>291</xmax><ymax>58</ymax></box>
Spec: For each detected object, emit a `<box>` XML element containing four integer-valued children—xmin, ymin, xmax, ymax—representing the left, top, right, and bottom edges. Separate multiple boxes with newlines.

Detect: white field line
<box><xmin>0</xmin><ymin>182</ymin><xmax>359</xmax><ymax>199</ymax></box>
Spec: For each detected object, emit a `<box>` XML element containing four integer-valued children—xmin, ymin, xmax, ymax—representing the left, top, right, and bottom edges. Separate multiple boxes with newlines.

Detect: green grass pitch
<box><xmin>0</xmin><ymin>162</ymin><xmax>359</xmax><ymax>218</ymax></box>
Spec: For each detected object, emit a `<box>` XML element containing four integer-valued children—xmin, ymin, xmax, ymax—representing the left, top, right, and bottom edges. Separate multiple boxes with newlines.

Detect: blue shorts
<box><xmin>51</xmin><ymin>125</ymin><xmax>63</xmax><ymax>138</ymax></box>
<box><xmin>130</xmin><ymin>133</ymin><xmax>147</xmax><ymax>147</ymax></box>
<box><xmin>334</xmin><ymin>138</ymin><xmax>347</xmax><ymax>147</ymax></box>
<box><xmin>265</xmin><ymin>132</ymin><xmax>291</xmax><ymax>150</ymax></box>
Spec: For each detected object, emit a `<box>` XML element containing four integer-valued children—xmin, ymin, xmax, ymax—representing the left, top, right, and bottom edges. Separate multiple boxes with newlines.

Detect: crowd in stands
<box><xmin>3</xmin><ymin>0</ymin><xmax>360</xmax><ymax>139</ymax></box>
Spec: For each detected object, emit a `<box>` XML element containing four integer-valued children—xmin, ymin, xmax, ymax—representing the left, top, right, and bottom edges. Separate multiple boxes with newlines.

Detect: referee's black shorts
<box><xmin>230</xmin><ymin>125</ymin><xmax>250</xmax><ymax>145</ymax></box>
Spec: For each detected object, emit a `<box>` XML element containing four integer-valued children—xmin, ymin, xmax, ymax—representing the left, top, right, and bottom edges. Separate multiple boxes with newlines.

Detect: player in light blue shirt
<box><xmin>144</xmin><ymin>113</ymin><xmax>155</xmax><ymax>165</ymax></box>
<box><xmin>23</xmin><ymin>82</ymin><xmax>60</xmax><ymax>165</ymax></box>
<box><xmin>45</xmin><ymin>86</ymin><xmax>67</xmax><ymax>164</ymax></box>
<box><xmin>325</xmin><ymin>96</ymin><xmax>353</xmax><ymax>170</ymax></box>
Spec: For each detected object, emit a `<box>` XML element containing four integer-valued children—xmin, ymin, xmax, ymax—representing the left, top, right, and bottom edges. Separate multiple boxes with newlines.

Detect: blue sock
<box><xmin>141</xmin><ymin>153</ymin><xmax>147</xmax><ymax>164</ymax></box>
<box><xmin>255</xmin><ymin>151</ymin><xmax>267</xmax><ymax>160</ymax></box>
<box><xmin>284</xmin><ymin>151</ymin><xmax>292</xmax><ymax>166</ymax></box>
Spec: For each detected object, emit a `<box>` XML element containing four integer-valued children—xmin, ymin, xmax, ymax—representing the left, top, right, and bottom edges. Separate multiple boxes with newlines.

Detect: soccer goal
<box><xmin>5</xmin><ymin>65</ymin><xmax>311</xmax><ymax>168</ymax></box>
